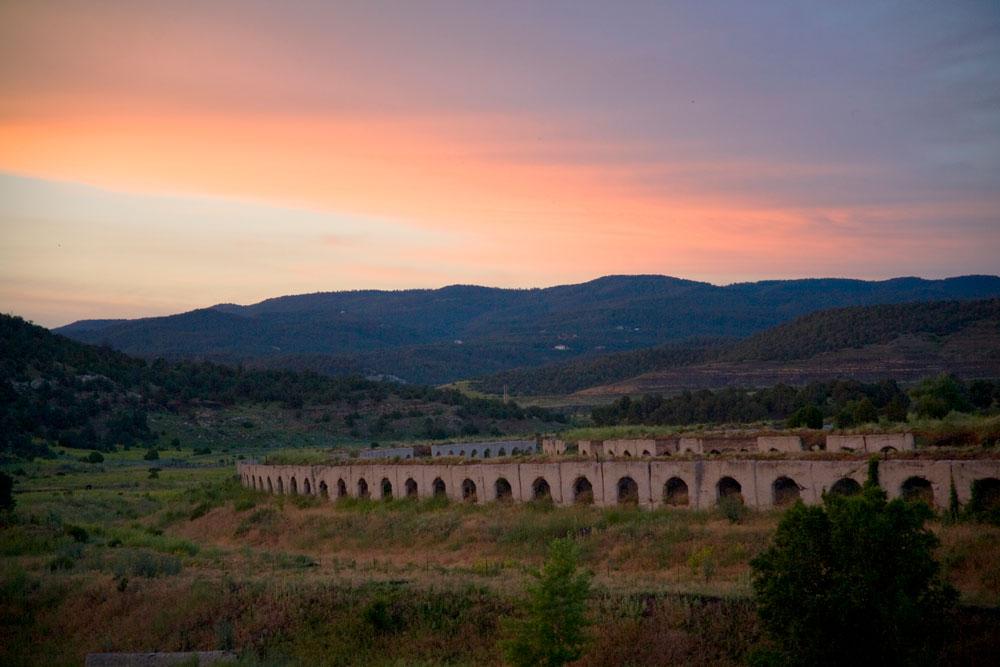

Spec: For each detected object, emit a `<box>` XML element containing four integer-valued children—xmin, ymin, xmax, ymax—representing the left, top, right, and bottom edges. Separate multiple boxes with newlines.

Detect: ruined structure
<box><xmin>359</xmin><ymin>446</ymin><xmax>414</xmax><ymax>460</ymax></box>
<box><xmin>430</xmin><ymin>440</ymin><xmax>536</xmax><ymax>458</ymax></box>
<box><xmin>237</xmin><ymin>456</ymin><xmax>1000</xmax><ymax>511</ymax></box>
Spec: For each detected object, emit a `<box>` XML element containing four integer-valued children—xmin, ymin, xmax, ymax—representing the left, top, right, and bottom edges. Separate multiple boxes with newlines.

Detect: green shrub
<box><xmin>84</xmin><ymin>451</ymin><xmax>104</xmax><ymax>464</ymax></box>
<box><xmin>64</xmin><ymin>524</ymin><xmax>89</xmax><ymax>543</ymax></box>
<box><xmin>143</xmin><ymin>448</ymin><xmax>159</xmax><ymax>461</ymax></box>
<box><xmin>501</xmin><ymin>538</ymin><xmax>591</xmax><ymax>666</ymax></box>
<box><xmin>110</xmin><ymin>548</ymin><xmax>182</xmax><ymax>578</ymax></box>
<box><xmin>751</xmin><ymin>470</ymin><xmax>957</xmax><ymax>665</ymax></box>
<box><xmin>718</xmin><ymin>496</ymin><xmax>747</xmax><ymax>524</ymax></box>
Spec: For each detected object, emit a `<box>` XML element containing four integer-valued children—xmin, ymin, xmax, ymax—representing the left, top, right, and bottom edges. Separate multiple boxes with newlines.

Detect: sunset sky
<box><xmin>2</xmin><ymin>1</ymin><xmax>998</xmax><ymax>327</ymax></box>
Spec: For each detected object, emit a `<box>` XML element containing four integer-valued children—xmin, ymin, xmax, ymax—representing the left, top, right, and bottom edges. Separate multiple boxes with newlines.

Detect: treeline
<box><xmin>0</xmin><ymin>314</ymin><xmax>563</xmax><ymax>459</ymax></box>
<box><xmin>591</xmin><ymin>375</ymin><xmax>1000</xmax><ymax>428</ymax></box>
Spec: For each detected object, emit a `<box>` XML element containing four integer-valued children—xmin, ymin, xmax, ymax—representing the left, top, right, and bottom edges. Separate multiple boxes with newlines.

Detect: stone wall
<box><xmin>238</xmin><ymin>458</ymin><xmax>1000</xmax><ymax>511</ymax></box>
<box><xmin>359</xmin><ymin>446</ymin><xmax>415</xmax><ymax>460</ymax></box>
<box><xmin>430</xmin><ymin>440</ymin><xmax>536</xmax><ymax>459</ymax></box>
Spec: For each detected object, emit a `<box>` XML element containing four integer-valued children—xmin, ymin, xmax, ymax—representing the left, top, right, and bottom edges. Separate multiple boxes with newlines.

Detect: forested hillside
<box><xmin>477</xmin><ymin>299</ymin><xmax>1000</xmax><ymax>396</ymax></box>
<box><xmin>0</xmin><ymin>315</ymin><xmax>563</xmax><ymax>461</ymax></box>
<box><xmin>54</xmin><ymin>274</ymin><xmax>1000</xmax><ymax>384</ymax></box>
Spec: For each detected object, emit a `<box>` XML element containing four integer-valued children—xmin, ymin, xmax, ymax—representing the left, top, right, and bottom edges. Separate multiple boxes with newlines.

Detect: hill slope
<box><xmin>54</xmin><ymin>274</ymin><xmax>1000</xmax><ymax>384</ymax></box>
<box><xmin>570</xmin><ymin>299</ymin><xmax>1000</xmax><ymax>396</ymax></box>
<box><xmin>0</xmin><ymin>314</ymin><xmax>563</xmax><ymax>460</ymax></box>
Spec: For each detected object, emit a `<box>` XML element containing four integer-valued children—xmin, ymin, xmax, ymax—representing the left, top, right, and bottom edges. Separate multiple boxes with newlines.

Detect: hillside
<box><xmin>575</xmin><ymin>299</ymin><xmax>1000</xmax><ymax>396</ymax></box>
<box><xmin>53</xmin><ymin>274</ymin><xmax>1000</xmax><ymax>384</ymax></box>
<box><xmin>0</xmin><ymin>314</ymin><xmax>564</xmax><ymax>461</ymax></box>
<box><xmin>476</xmin><ymin>299</ymin><xmax>1000</xmax><ymax>396</ymax></box>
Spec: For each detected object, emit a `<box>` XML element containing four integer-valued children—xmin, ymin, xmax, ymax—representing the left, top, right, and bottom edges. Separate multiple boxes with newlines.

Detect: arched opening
<box><xmin>435</xmin><ymin>452</ymin><xmax>442</xmax><ymax>457</ymax></box>
<box><xmin>532</xmin><ymin>477</ymin><xmax>552</xmax><ymax>501</ymax></box>
<box><xmin>381</xmin><ymin>478</ymin><xmax>393</xmax><ymax>499</ymax></box>
<box><xmin>881</xmin><ymin>446</ymin><xmax>897</xmax><ymax>454</ymax></box>
<box><xmin>573</xmin><ymin>477</ymin><xmax>593</xmax><ymax>505</ymax></box>
<box><xmin>405</xmin><ymin>478</ymin><xmax>418</xmax><ymax>498</ymax></box>
<box><xmin>830</xmin><ymin>477</ymin><xmax>861</xmax><ymax>496</ymax></box>
<box><xmin>303</xmin><ymin>478</ymin><xmax>312</xmax><ymax>495</ymax></box>
<box><xmin>618</xmin><ymin>476</ymin><xmax>639</xmax><ymax>505</ymax></box>
<box><xmin>267</xmin><ymin>477</ymin><xmax>273</xmax><ymax>493</ymax></box>
<box><xmin>289</xmin><ymin>477</ymin><xmax>298</xmax><ymax>495</ymax></box>
<box><xmin>319</xmin><ymin>480</ymin><xmax>329</xmax><ymax>499</ymax></box>
<box><xmin>433</xmin><ymin>477</ymin><xmax>447</xmax><ymax>498</ymax></box>
<box><xmin>622</xmin><ymin>450</ymin><xmax>632</xmax><ymax>458</ymax></box>
<box><xmin>664</xmin><ymin>477</ymin><xmax>689</xmax><ymax>506</ymax></box>
<box><xmin>642</xmin><ymin>450</ymin><xmax>651</xmax><ymax>457</ymax></box>
<box><xmin>357</xmin><ymin>478</ymin><xmax>370</xmax><ymax>499</ymax></box>
<box><xmin>459</xmin><ymin>450</ymin><xmax>466</xmax><ymax>457</ymax></box>
<box><xmin>773</xmin><ymin>476</ymin><xmax>800</xmax><ymax>506</ymax></box>
<box><xmin>498</xmin><ymin>447</ymin><xmax>506</xmax><ymax>457</ymax></box>
<box><xmin>970</xmin><ymin>478</ymin><xmax>1000</xmax><ymax>514</ymax></box>
<box><xmin>901</xmin><ymin>477</ymin><xmax>934</xmax><ymax>506</ymax></box>
<box><xmin>717</xmin><ymin>477</ymin><xmax>743</xmax><ymax>503</ymax></box>
<box><xmin>277</xmin><ymin>478</ymin><xmax>285</xmax><ymax>494</ymax></box>
<box><xmin>470</xmin><ymin>450</ymin><xmax>477</xmax><ymax>458</ymax></box>
<box><xmin>709</xmin><ymin>449</ymin><xmax>722</xmax><ymax>455</ymax></box>
<box><xmin>511</xmin><ymin>447</ymin><xmax>520</xmax><ymax>455</ymax></box>
<box><xmin>495</xmin><ymin>477</ymin><xmax>513</xmax><ymax>501</ymax></box>
<box><xmin>462</xmin><ymin>478</ymin><xmax>477</xmax><ymax>503</ymax></box>
<box><xmin>769</xmin><ymin>448</ymin><xmax>780</xmax><ymax>453</ymax></box>
<box><xmin>483</xmin><ymin>449</ymin><xmax>491</xmax><ymax>458</ymax></box>
<box><xmin>336</xmin><ymin>479</ymin><xmax>347</xmax><ymax>498</ymax></box>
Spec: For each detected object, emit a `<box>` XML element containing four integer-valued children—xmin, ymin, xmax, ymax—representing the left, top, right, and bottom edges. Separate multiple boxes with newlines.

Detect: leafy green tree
<box><xmin>910</xmin><ymin>374</ymin><xmax>971</xmax><ymax>419</ymax></box>
<box><xmin>502</xmin><ymin>538</ymin><xmax>591</xmax><ymax>667</ymax></box>
<box><xmin>751</xmin><ymin>461</ymin><xmax>956</xmax><ymax>665</ymax></box>
<box><xmin>852</xmin><ymin>397</ymin><xmax>878</xmax><ymax>425</ymax></box>
<box><xmin>787</xmin><ymin>404</ymin><xmax>823</xmax><ymax>429</ymax></box>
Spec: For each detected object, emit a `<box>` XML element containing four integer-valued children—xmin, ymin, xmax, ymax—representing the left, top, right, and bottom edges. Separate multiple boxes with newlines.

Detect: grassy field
<box><xmin>3</xmin><ymin>449</ymin><xmax>1000</xmax><ymax>665</ymax></box>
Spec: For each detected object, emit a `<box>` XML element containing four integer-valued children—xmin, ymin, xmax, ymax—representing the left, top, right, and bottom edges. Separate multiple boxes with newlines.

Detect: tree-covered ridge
<box><xmin>475</xmin><ymin>298</ymin><xmax>1000</xmax><ymax>395</ymax></box>
<box><xmin>53</xmin><ymin>275</ymin><xmax>1000</xmax><ymax>384</ymax></box>
<box><xmin>0</xmin><ymin>314</ymin><xmax>563</xmax><ymax>460</ymax></box>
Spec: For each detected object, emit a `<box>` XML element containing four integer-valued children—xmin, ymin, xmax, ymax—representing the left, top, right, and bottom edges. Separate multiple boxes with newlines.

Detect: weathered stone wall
<box><xmin>430</xmin><ymin>440</ymin><xmax>536</xmax><ymax>459</ymax></box>
<box><xmin>603</xmin><ymin>438</ymin><xmax>676</xmax><ymax>457</ymax></box>
<box><xmin>541</xmin><ymin>438</ymin><xmax>566</xmax><ymax>455</ymax></box>
<box><xmin>359</xmin><ymin>446</ymin><xmax>415</xmax><ymax>460</ymax></box>
<box><xmin>756</xmin><ymin>436</ymin><xmax>803</xmax><ymax>453</ymax></box>
<box><xmin>238</xmin><ymin>458</ymin><xmax>1000</xmax><ymax>510</ymax></box>
<box><xmin>578</xmin><ymin>440</ymin><xmax>604</xmax><ymax>457</ymax></box>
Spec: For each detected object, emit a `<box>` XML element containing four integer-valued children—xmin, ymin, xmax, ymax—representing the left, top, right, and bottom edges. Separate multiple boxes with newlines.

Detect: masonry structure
<box><xmin>238</xmin><ymin>450</ymin><xmax>999</xmax><ymax>512</ymax></box>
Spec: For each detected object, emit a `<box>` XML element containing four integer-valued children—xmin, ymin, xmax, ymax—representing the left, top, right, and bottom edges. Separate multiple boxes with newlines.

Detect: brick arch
<box><xmin>532</xmin><ymin>477</ymin><xmax>552</xmax><ymax>501</ymax></box>
<box><xmin>772</xmin><ymin>476</ymin><xmax>800</xmax><ymax>506</ymax></box>
<box><xmin>664</xmin><ymin>477</ymin><xmax>689</xmax><ymax>506</ymax></box>
<box><xmin>830</xmin><ymin>477</ymin><xmax>861</xmax><ymax>496</ymax></box>
<box><xmin>337</xmin><ymin>478</ymin><xmax>347</xmax><ymax>498</ymax></box>
<box><xmin>405</xmin><ymin>478</ymin><xmax>418</xmax><ymax>498</ymax></box>
<box><xmin>381</xmin><ymin>477</ymin><xmax>393</xmax><ymax>499</ymax></box>
<box><xmin>717</xmin><ymin>476</ymin><xmax>742</xmax><ymax>503</ymax></box>
<box><xmin>462</xmin><ymin>478</ymin><xmax>477</xmax><ymax>503</ymax></box>
<box><xmin>357</xmin><ymin>477</ymin><xmax>369</xmax><ymax>499</ymax></box>
<box><xmin>303</xmin><ymin>478</ymin><xmax>312</xmax><ymax>495</ymax></box>
<box><xmin>617</xmin><ymin>476</ymin><xmax>639</xmax><ymax>505</ymax></box>
<box><xmin>433</xmin><ymin>477</ymin><xmax>447</xmax><ymax>497</ymax></box>
<box><xmin>901</xmin><ymin>476</ymin><xmax>933</xmax><ymax>506</ymax></box>
<box><xmin>572</xmin><ymin>476</ymin><xmax>593</xmax><ymax>505</ymax></box>
<box><xmin>319</xmin><ymin>480</ymin><xmax>329</xmax><ymax>499</ymax></box>
<box><xmin>495</xmin><ymin>477</ymin><xmax>513</xmax><ymax>501</ymax></box>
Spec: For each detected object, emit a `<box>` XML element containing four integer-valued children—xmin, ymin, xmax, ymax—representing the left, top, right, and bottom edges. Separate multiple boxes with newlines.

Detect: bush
<box><xmin>143</xmin><ymin>447</ymin><xmax>159</xmax><ymax>461</ymax></box>
<box><xmin>84</xmin><ymin>451</ymin><xmax>104</xmax><ymax>464</ymax></box>
<box><xmin>751</xmin><ymin>461</ymin><xmax>957</xmax><ymax>665</ymax></box>
<box><xmin>718</xmin><ymin>495</ymin><xmax>747</xmax><ymax>524</ymax></box>
<box><xmin>64</xmin><ymin>524</ymin><xmax>89</xmax><ymax>543</ymax></box>
<box><xmin>787</xmin><ymin>405</ymin><xmax>823</xmax><ymax>429</ymax></box>
<box><xmin>501</xmin><ymin>538</ymin><xmax>591</xmax><ymax>666</ymax></box>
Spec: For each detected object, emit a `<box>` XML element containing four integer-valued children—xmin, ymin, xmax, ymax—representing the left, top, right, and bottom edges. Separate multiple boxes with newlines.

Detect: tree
<box><xmin>787</xmin><ymin>404</ymin><xmax>823</xmax><ymax>429</ymax></box>
<box><xmin>501</xmin><ymin>538</ymin><xmax>591</xmax><ymax>667</ymax></box>
<box><xmin>751</xmin><ymin>462</ymin><xmax>956</xmax><ymax>665</ymax></box>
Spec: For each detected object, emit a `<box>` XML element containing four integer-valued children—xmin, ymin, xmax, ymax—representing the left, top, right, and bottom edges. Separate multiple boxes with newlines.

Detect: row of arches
<box><xmin>245</xmin><ymin>471</ymin><xmax>999</xmax><ymax>510</ymax></box>
<box><xmin>433</xmin><ymin>446</ymin><xmax>526</xmax><ymax>458</ymax></box>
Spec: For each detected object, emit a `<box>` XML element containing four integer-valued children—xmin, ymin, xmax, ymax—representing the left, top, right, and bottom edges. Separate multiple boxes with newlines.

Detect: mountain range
<box><xmin>53</xmin><ymin>274</ymin><xmax>1000</xmax><ymax>386</ymax></box>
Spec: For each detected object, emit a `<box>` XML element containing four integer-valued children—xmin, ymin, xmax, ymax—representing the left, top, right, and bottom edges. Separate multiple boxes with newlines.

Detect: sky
<box><xmin>1</xmin><ymin>1</ymin><xmax>998</xmax><ymax>327</ymax></box>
